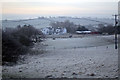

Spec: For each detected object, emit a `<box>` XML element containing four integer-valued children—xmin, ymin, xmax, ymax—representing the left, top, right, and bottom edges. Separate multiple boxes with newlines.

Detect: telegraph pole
<box><xmin>113</xmin><ymin>15</ymin><xmax>118</xmax><ymax>49</ymax></box>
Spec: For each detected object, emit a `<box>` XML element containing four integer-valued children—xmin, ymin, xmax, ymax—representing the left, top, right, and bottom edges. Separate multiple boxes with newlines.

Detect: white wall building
<box><xmin>41</xmin><ymin>27</ymin><xmax>50</xmax><ymax>35</ymax></box>
<box><xmin>41</xmin><ymin>27</ymin><xmax>67</xmax><ymax>35</ymax></box>
<box><xmin>62</xmin><ymin>28</ymin><xmax>67</xmax><ymax>34</ymax></box>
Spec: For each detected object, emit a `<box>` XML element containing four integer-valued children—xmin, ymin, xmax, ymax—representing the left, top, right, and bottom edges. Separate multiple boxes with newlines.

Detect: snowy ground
<box><xmin>2</xmin><ymin>35</ymin><xmax>118</xmax><ymax>78</ymax></box>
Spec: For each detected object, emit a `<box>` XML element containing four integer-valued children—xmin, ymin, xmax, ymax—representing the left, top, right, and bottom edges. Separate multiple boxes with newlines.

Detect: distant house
<box><xmin>41</xmin><ymin>27</ymin><xmax>50</xmax><ymax>35</ymax></box>
<box><xmin>41</xmin><ymin>26</ymin><xmax>67</xmax><ymax>35</ymax></box>
<box><xmin>63</xmin><ymin>28</ymin><xmax>67</xmax><ymax>34</ymax></box>
<box><xmin>55</xmin><ymin>28</ymin><xmax>61</xmax><ymax>34</ymax></box>
<box><xmin>54</xmin><ymin>27</ymin><xmax>67</xmax><ymax>35</ymax></box>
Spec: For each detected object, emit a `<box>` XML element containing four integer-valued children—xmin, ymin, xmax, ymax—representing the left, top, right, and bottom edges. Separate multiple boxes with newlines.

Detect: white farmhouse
<box><xmin>41</xmin><ymin>27</ymin><xmax>50</xmax><ymax>35</ymax></box>
<box><xmin>62</xmin><ymin>28</ymin><xmax>67</xmax><ymax>34</ymax></box>
<box><xmin>55</xmin><ymin>28</ymin><xmax>61</xmax><ymax>34</ymax></box>
<box><xmin>54</xmin><ymin>27</ymin><xmax>67</xmax><ymax>35</ymax></box>
<box><xmin>41</xmin><ymin>26</ymin><xmax>67</xmax><ymax>35</ymax></box>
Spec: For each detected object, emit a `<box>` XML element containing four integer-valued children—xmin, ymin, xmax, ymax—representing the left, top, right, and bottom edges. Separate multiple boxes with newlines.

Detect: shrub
<box><xmin>98</xmin><ymin>24</ymin><xmax>115</xmax><ymax>34</ymax></box>
<box><xmin>18</xmin><ymin>35</ymin><xmax>33</xmax><ymax>47</ymax></box>
<box><xmin>2</xmin><ymin>32</ymin><xmax>27</xmax><ymax>65</ymax></box>
<box><xmin>2</xmin><ymin>25</ymin><xmax>43</xmax><ymax>65</ymax></box>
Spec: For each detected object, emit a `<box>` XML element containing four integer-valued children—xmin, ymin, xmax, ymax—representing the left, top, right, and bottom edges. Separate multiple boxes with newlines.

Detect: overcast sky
<box><xmin>0</xmin><ymin>0</ymin><xmax>119</xmax><ymax>20</ymax></box>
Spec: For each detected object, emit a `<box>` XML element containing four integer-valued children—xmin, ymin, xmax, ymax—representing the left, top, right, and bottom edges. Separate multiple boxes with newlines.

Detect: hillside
<box><xmin>2</xmin><ymin>17</ymin><xmax>114</xmax><ymax>30</ymax></box>
<box><xmin>2</xmin><ymin>35</ymin><xmax>118</xmax><ymax>78</ymax></box>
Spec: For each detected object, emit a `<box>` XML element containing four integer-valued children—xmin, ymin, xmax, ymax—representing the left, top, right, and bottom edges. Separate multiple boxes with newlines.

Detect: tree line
<box><xmin>50</xmin><ymin>20</ymin><xmax>89</xmax><ymax>33</ymax></box>
<box><xmin>50</xmin><ymin>20</ymin><xmax>120</xmax><ymax>34</ymax></box>
<box><xmin>98</xmin><ymin>24</ymin><xmax>120</xmax><ymax>34</ymax></box>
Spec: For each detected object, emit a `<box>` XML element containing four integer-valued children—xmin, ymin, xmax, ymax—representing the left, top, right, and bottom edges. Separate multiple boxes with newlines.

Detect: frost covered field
<box><xmin>2</xmin><ymin>35</ymin><xmax>118</xmax><ymax>78</ymax></box>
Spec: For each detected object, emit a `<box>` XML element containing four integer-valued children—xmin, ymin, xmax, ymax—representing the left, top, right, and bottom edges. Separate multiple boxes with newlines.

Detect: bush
<box><xmin>2</xmin><ymin>25</ymin><xmax>43</xmax><ymax>65</ymax></box>
<box><xmin>98</xmin><ymin>24</ymin><xmax>115</xmax><ymax>34</ymax></box>
<box><xmin>18</xmin><ymin>35</ymin><xmax>33</xmax><ymax>47</ymax></box>
<box><xmin>2</xmin><ymin>32</ymin><xmax>27</xmax><ymax>65</ymax></box>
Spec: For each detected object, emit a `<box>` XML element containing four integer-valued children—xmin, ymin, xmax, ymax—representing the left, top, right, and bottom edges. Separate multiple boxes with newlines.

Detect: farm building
<box><xmin>76</xmin><ymin>31</ymin><xmax>92</xmax><ymax>34</ymax></box>
<box><xmin>41</xmin><ymin>26</ymin><xmax>67</xmax><ymax>35</ymax></box>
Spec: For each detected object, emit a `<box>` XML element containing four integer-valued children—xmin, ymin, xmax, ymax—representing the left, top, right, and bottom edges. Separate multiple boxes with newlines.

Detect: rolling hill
<box><xmin>2</xmin><ymin>17</ymin><xmax>114</xmax><ymax>30</ymax></box>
